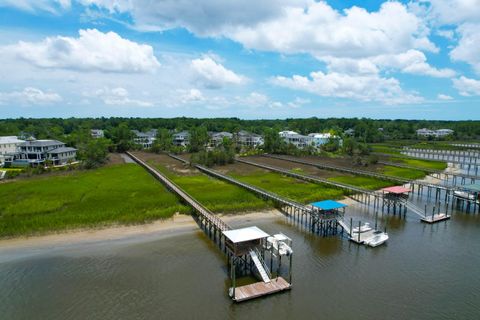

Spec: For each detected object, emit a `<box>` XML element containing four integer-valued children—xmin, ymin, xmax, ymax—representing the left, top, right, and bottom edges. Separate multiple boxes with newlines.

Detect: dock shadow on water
<box><xmin>1</xmin><ymin>207</ymin><xmax>480</xmax><ymax>320</ymax></box>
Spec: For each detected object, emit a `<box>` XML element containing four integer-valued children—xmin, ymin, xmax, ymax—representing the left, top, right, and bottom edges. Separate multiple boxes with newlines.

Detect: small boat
<box><xmin>454</xmin><ymin>190</ymin><xmax>475</xmax><ymax>201</ymax></box>
<box><xmin>364</xmin><ymin>231</ymin><xmax>389</xmax><ymax>247</ymax></box>
<box><xmin>352</xmin><ymin>222</ymin><xmax>372</xmax><ymax>233</ymax></box>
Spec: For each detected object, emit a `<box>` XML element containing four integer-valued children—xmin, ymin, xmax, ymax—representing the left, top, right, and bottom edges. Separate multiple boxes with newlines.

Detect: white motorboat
<box><xmin>352</xmin><ymin>222</ymin><xmax>372</xmax><ymax>233</ymax></box>
<box><xmin>364</xmin><ymin>231</ymin><xmax>389</xmax><ymax>247</ymax></box>
<box><xmin>454</xmin><ymin>190</ymin><xmax>475</xmax><ymax>201</ymax></box>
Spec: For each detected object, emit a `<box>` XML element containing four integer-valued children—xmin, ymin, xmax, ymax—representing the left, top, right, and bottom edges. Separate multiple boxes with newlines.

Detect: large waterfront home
<box><xmin>5</xmin><ymin>139</ymin><xmax>76</xmax><ymax>167</ymax></box>
<box><xmin>0</xmin><ymin>136</ymin><xmax>25</xmax><ymax>166</ymax></box>
<box><xmin>172</xmin><ymin>131</ymin><xmax>191</xmax><ymax>147</ymax></box>
<box><xmin>132</xmin><ymin>129</ymin><xmax>157</xmax><ymax>149</ymax></box>
<box><xmin>209</xmin><ymin>132</ymin><xmax>233</xmax><ymax>148</ymax></box>
<box><xmin>235</xmin><ymin>130</ymin><xmax>264</xmax><ymax>149</ymax></box>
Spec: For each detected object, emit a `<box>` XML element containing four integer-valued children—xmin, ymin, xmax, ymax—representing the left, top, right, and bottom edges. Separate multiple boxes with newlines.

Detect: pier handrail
<box><xmin>126</xmin><ymin>152</ymin><xmax>231</xmax><ymax>231</ymax></box>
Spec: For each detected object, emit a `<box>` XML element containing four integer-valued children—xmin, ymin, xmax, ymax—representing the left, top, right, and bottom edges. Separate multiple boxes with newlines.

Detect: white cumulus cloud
<box><xmin>85</xmin><ymin>87</ymin><xmax>153</xmax><ymax>106</ymax></box>
<box><xmin>0</xmin><ymin>87</ymin><xmax>62</xmax><ymax>105</ymax></box>
<box><xmin>272</xmin><ymin>71</ymin><xmax>423</xmax><ymax>105</ymax></box>
<box><xmin>191</xmin><ymin>56</ymin><xmax>246</xmax><ymax>89</ymax></box>
<box><xmin>450</xmin><ymin>23</ymin><xmax>480</xmax><ymax>75</ymax></box>
<box><xmin>10</xmin><ymin>29</ymin><xmax>160</xmax><ymax>73</ymax></box>
<box><xmin>453</xmin><ymin>76</ymin><xmax>480</xmax><ymax>96</ymax></box>
<box><xmin>437</xmin><ymin>94</ymin><xmax>453</xmax><ymax>100</ymax></box>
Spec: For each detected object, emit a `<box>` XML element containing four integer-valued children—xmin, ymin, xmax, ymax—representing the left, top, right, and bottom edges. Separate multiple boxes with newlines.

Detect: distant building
<box><xmin>5</xmin><ymin>139</ymin><xmax>76</xmax><ymax>167</ymax></box>
<box><xmin>435</xmin><ymin>129</ymin><xmax>454</xmax><ymax>137</ymax></box>
<box><xmin>172</xmin><ymin>131</ymin><xmax>190</xmax><ymax>147</ymax></box>
<box><xmin>0</xmin><ymin>136</ymin><xmax>25</xmax><ymax>166</ymax></box>
<box><xmin>416</xmin><ymin>128</ymin><xmax>454</xmax><ymax>138</ymax></box>
<box><xmin>308</xmin><ymin>133</ymin><xmax>341</xmax><ymax>147</ymax></box>
<box><xmin>278</xmin><ymin>131</ymin><xmax>341</xmax><ymax>149</ymax></box>
<box><xmin>279</xmin><ymin>131</ymin><xmax>312</xmax><ymax>149</ymax></box>
<box><xmin>91</xmin><ymin>129</ymin><xmax>104</xmax><ymax>139</ymax></box>
<box><xmin>344</xmin><ymin>128</ymin><xmax>355</xmax><ymax>136</ymax></box>
<box><xmin>236</xmin><ymin>130</ymin><xmax>264</xmax><ymax>149</ymax></box>
<box><xmin>209</xmin><ymin>132</ymin><xmax>233</xmax><ymax>148</ymax></box>
<box><xmin>132</xmin><ymin>130</ymin><xmax>157</xmax><ymax>149</ymax></box>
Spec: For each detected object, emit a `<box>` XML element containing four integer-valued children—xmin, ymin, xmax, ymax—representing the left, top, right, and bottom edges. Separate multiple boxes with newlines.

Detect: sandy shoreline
<box><xmin>0</xmin><ymin>209</ymin><xmax>283</xmax><ymax>253</ymax></box>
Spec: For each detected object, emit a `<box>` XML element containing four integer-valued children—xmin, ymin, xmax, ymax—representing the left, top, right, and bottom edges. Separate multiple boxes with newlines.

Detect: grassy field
<box><xmin>379</xmin><ymin>165</ymin><xmax>427</xmax><ymax>180</ymax></box>
<box><xmin>0</xmin><ymin>164</ymin><xmax>189</xmax><ymax>238</ymax></box>
<box><xmin>152</xmin><ymin>163</ymin><xmax>272</xmax><ymax>213</ymax></box>
<box><xmin>328</xmin><ymin>175</ymin><xmax>394</xmax><ymax>190</ymax></box>
<box><xmin>389</xmin><ymin>157</ymin><xmax>447</xmax><ymax>171</ymax></box>
<box><xmin>231</xmin><ymin>171</ymin><xmax>347</xmax><ymax>204</ymax></box>
<box><xmin>370</xmin><ymin>145</ymin><xmax>402</xmax><ymax>155</ymax></box>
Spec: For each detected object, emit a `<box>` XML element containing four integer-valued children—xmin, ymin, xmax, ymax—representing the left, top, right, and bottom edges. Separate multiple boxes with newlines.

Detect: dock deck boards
<box><xmin>421</xmin><ymin>213</ymin><xmax>451</xmax><ymax>224</ymax></box>
<box><xmin>233</xmin><ymin>277</ymin><xmax>291</xmax><ymax>302</ymax></box>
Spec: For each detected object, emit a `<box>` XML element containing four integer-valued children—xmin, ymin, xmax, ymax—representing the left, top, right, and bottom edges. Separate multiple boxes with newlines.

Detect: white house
<box><xmin>91</xmin><ymin>129</ymin><xmax>104</xmax><ymax>139</ymax></box>
<box><xmin>279</xmin><ymin>131</ymin><xmax>312</xmax><ymax>148</ymax></box>
<box><xmin>236</xmin><ymin>130</ymin><xmax>264</xmax><ymax>148</ymax></box>
<box><xmin>0</xmin><ymin>136</ymin><xmax>25</xmax><ymax>166</ymax></box>
<box><xmin>416</xmin><ymin>128</ymin><xmax>454</xmax><ymax>138</ymax></box>
<box><xmin>172</xmin><ymin>131</ymin><xmax>190</xmax><ymax>147</ymax></box>
<box><xmin>132</xmin><ymin>129</ymin><xmax>157</xmax><ymax>149</ymax></box>
<box><xmin>6</xmin><ymin>139</ymin><xmax>76</xmax><ymax>167</ymax></box>
<box><xmin>209</xmin><ymin>132</ymin><xmax>233</xmax><ymax>148</ymax></box>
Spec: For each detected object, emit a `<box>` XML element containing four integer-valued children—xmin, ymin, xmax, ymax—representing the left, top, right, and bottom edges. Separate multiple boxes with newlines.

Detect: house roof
<box><xmin>310</xmin><ymin>200</ymin><xmax>347</xmax><ymax>210</ymax></box>
<box><xmin>382</xmin><ymin>186</ymin><xmax>411</xmax><ymax>194</ymax></box>
<box><xmin>47</xmin><ymin>147</ymin><xmax>77</xmax><ymax>154</ymax></box>
<box><xmin>223</xmin><ymin>226</ymin><xmax>269</xmax><ymax>243</ymax></box>
<box><xmin>0</xmin><ymin>136</ymin><xmax>24</xmax><ymax>144</ymax></box>
<box><xmin>19</xmin><ymin>140</ymin><xmax>65</xmax><ymax>147</ymax></box>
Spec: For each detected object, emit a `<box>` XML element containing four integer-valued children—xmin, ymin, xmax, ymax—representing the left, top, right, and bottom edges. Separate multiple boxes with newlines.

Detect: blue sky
<box><xmin>0</xmin><ymin>0</ymin><xmax>479</xmax><ymax>120</ymax></box>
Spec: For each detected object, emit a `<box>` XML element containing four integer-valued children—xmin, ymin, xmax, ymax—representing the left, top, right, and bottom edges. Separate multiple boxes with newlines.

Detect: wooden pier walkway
<box><xmin>126</xmin><ymin>152</ymin><xmax>231</xmax><ymax>234</ymax></box>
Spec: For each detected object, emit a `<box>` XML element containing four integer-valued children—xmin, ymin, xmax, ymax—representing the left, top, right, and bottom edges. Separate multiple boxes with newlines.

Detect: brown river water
<box><xmin>1</xmin><ymin>199</ymin><xmax>480</xmax><ymax>320</ymax></box>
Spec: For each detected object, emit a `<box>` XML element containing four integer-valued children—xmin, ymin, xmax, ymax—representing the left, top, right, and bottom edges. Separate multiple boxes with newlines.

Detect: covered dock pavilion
<box><xmin>381</xmin><ymin>186</ymin><xmax>411</xmax><ymax>214</ymax></box>
<box><xmin>223</xmin><ymin>226</ymin><xmax>292</xmax><ymax>302</ymax></box>
<box><xmin>309</xmin><ymin>200</ymin><xmax>347</xmax><ymax>236</ymax></box>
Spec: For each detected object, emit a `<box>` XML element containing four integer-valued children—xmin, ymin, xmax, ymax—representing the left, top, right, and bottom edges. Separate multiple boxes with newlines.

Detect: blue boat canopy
<box><xmin>310</xmin><ymin>200</ymin><xmax>347</xmax><ymax>211</ymax></box>
<box><xmin>462</xmin><ymin>183</ymin><xmax>480</xmax><ymax>192</ymax></box>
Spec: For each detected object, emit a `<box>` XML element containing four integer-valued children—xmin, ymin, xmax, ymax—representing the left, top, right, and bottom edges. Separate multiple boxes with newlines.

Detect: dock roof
<box><xmin>382</xmin><ymin>186</ymin><xmax>411</xmax><ymax>194</ymax></box>
<box><xmin>310</xmin><ymin>200</ymin><xmax>347</xmax><ymax>210</ymax></box>
<box><xmin>223</xmin><ymin>226</ymin><xmax>269</xmax><ymax>243</ymax></box>
<box><xmin>461</xmin><ymin>183</ymin><xmax>480</xmax><ymax>192</ymax></box>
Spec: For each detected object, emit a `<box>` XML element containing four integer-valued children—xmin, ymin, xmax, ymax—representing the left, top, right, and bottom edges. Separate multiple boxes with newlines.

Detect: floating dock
<box><xmin>233</xmin><ymin>277</ymin><xmax>291</xmax><ymax>302</ymax></box>
<box><xmin>421</xmin><ymin>213</ymin><xmax>451</xmax><ymax>224</ymax></box>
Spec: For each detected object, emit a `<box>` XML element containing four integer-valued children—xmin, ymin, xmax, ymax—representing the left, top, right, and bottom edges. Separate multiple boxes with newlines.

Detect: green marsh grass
<box><xmin>379</xmin><ymin>165</ymin><xmax>427</xmax><ymax>180</ymax></box>
<box><xmin>390</xmin><ymin>157</ymin><xmax>447</xmax><ymax>171</ymax></box>
<box><xmin>152</xmin><ymin>163</ymin><xmax>272</xmax><ymax>213</ymax></box>
<box><xmin>328</xmin><ymin>176</ymin><xmax>394</xmax><ymax>190</ymax></box>
<box><xmin>0</xmin><ymin>164</ymin><xmax>189</xmax><ymax>237</ymax></box>
<box><xmin>231</xmin><ymin>171</ymin><xmax>347</xmax><ymax>204</ymax></box>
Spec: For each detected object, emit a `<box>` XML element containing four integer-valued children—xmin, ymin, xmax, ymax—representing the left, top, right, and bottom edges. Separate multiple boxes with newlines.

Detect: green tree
<box><xmin>81</xmin><ymin>138</ymin><xmax>111</xmax><ymax>169</ymax></box>
<box><xmin>151</xmin><ymin>128</ymin><xmax>173</xmax><ymax>153</ymax></box>
<box><xmin>188</xmin><ymin>126</ymin><xmax>209</xmax><ymax>153</ymax></box>
<box><xmin>110</xmin><ymin>123</ymin><xmax>133</xmax><ymax>152</ymax></box>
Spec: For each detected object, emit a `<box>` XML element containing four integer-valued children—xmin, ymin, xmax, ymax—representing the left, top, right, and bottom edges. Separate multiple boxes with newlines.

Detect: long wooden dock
<box><xmin>233</xmin><ymin>277</ymin><xmax>291</xmax><ymax>302</ymax></box>
<box><xmin>126</xmin><ymin>152</ymin><xmax>231</xmax><ymax>233</ymax></box>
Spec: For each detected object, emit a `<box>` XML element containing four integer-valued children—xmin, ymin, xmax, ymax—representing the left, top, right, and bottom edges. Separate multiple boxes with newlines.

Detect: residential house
<box><xmin>279</xmin><ymin>131</ymin><xmax>312</xmax><ymax>149</ymax></box>
<box><xmin>6</xmin><ymin>139</ymin><xmax>76</xmax><ymax>167</ymax></box>
<box><xmin>209</xmin><ymin>132</ymin><xmax>233</xmax><ymax>148</ymax></box>
<box><xmin>308</xmin><ymin>133</ymin><xmax>341</xmax><ymax>147</ymax></box>
<box><xmin>0</xmin><ymin>136</ymin><xmax>25</xmax><ymax>166</ymax></box>
<box><xmin>344</xmin><ymin>128</ymin><xmax>355</xmax><ymax>136</ymax></box>
<box><xmin>91</xmin><ymin>129</ymin><xmax>104</xmax><ymax>139</ymax></box>
<box><xmin>132</xmin><ymin>129</ymin><xmax>157</xmax><ymax>149</ymax></box>
<box><xmin>236</xmin><ymin>130</ymin><xmax>264</xmax><ymax>149</ymax></box>
<box><xmin>172</xmin><ymin>131</ymin><xmax>191</xmax><ymax>147</ymax></box>
<box><xmin>416</xmin><ymin>128</ymin><xmax>454</xmax><ymax>138</ymax></box>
